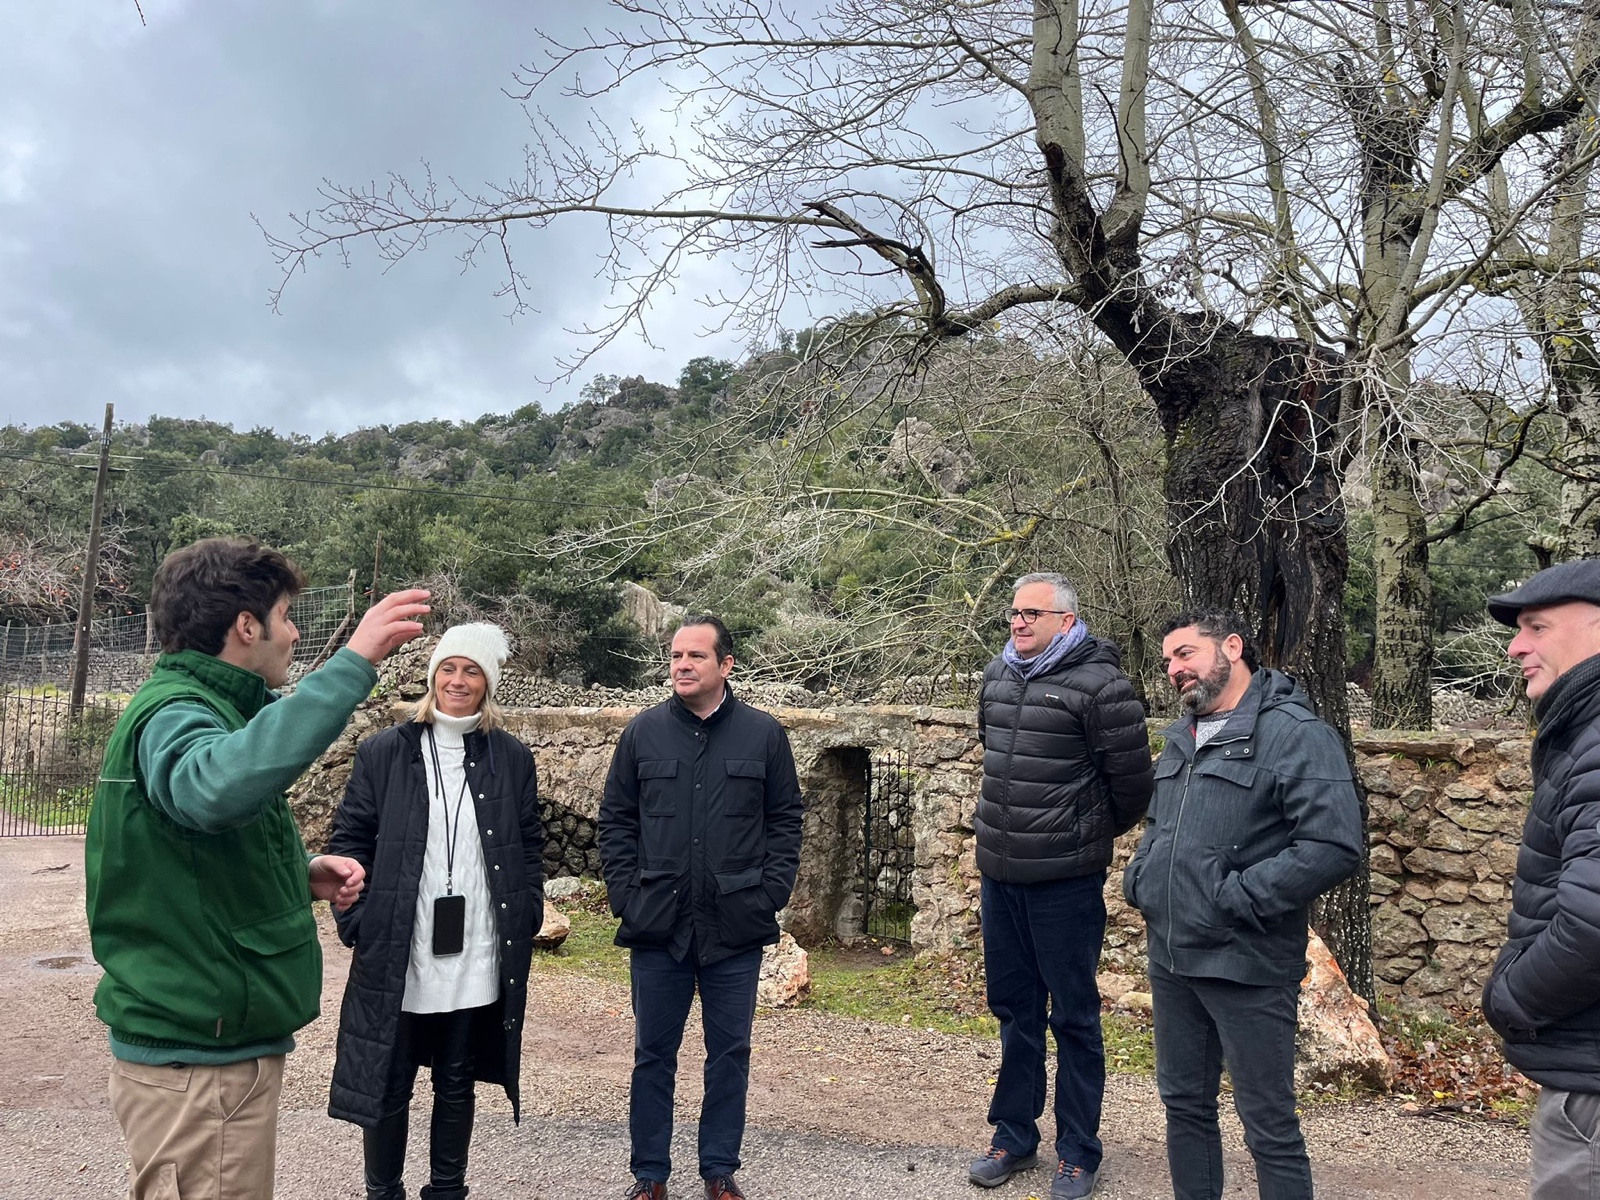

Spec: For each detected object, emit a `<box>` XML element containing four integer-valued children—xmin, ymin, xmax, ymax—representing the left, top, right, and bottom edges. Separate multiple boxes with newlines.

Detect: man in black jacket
<box><xmin>1123</xmin><ymin>610</ymin><xmax>1361</xmax><ymax>1200</ymax></box>
<box><xmin>1482</xmin><ymin>561</ymin><xmax>1600</xmax><ymax>1200</ymax></box>
<box><xmin>599</xmin><ymin>615</ymin><xmax>804</xmax><ymax>1200</ymax></box>
<box><xmin>968</xmin><ymin>573</ymin><xmax>1154</xmax><ymax>1199</ymax></box>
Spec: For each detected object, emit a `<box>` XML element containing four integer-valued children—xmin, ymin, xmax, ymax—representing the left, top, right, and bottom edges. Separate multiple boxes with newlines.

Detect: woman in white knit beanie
<box><xmin>325</xmin><ymin>623</ymin><xmax>544</xmax><ymax>1200</ymax></box>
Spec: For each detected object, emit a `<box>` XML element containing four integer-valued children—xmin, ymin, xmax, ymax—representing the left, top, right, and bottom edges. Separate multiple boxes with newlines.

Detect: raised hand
<box><xmin>347</xmin><ymin>588</ymin><xmax>432</xmax><ymax>664</ymax></box>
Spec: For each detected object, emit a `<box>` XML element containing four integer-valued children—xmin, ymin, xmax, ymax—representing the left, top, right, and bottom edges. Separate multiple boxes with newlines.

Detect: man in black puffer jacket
<box><xmin>967</xmin><ymin>573</ymin><xmax>1154</xmax><ymax>1200</ymax></box>
<box><xmin>1482</xmin><ymin>561</ymin><xmax>1600</xmax><ymax>1200</ymax></box>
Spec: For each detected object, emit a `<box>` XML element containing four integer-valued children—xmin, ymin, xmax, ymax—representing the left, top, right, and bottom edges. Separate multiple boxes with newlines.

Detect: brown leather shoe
<box><xmin>704</xmin><ymin>1176</ymin><xmax>745</xmax><ymax>1200</ymax></box>
<box><xmin>626</xmin><ymin>1180</ymin><xmax>667</xmax><ymax>1200</ymax></box>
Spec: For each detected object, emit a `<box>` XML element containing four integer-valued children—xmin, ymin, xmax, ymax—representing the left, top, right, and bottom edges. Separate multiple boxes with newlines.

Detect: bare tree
<box><xmin>527</xmin><ymin>332</ymin><xmax>1176</xmax><ymax>698</ymax></box>
<box><xmin>270</xmin><ymin>0</ymin><xmax>1600</xmax><ymax>995</ymax></box>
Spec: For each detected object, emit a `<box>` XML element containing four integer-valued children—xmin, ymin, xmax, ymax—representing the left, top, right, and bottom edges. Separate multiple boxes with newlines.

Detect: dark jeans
<box><xmin>980</xmin><ymin>872</ymin><xmax>1107</xmax><ymax>1171</ymax></box>
<box><xmin>629</xmin><ymin>943</ymin><xmax>764</xmax><ymax>1183</ymax></box>
<box><xmin>1149</xmin><ymin>961</ymin><xmax>1310</xmax><ymax>1200</ymax></box>
<box><xmin>362</xmin><ymin>1006</ymin><xmax>484</xmax><ymax>1200</ymax></box>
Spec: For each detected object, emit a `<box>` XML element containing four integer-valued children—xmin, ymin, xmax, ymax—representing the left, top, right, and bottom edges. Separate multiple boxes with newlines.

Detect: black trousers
<box><xmin>1149</xmin><ymin>962</ymin><xmax>1310</xmax><ymax>1200</ymax></box>
<box><xmin>628</xmin><ymin>943</ymin><xmax>764</xmax><ymax>1183</ymax></box>
<box><xmin>980</xmin><ymin>872</ymin><xmax>1107</xmax><ymax>1171</ymax></box>
<box><xmin>363</xmin><ymin>1006</ymin><xmax>486</xmax><ymax>1200</ymax></box>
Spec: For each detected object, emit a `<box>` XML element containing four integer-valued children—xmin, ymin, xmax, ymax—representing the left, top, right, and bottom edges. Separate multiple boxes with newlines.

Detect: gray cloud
<box><xmin>0</xmin><ymin>1</ymin><xmax>745</xmax><ymax>436</ymax></box>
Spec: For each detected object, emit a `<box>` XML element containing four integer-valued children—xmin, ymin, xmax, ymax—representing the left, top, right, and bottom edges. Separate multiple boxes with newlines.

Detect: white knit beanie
<box><xmin>428</xmin><ymin>623</ymin><xmax>510</xmax><ymax>698</ymax></box>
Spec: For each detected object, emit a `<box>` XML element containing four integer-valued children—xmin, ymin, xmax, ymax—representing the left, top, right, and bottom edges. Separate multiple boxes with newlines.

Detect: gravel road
<box><xmin>1</xmin><ymin>837</ymin><xmax>1528</xmax><ymax>1199</ymax></box>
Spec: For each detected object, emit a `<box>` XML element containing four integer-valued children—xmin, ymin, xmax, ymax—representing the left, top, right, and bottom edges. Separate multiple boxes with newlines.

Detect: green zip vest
<box><xmin>85</xmin><ymin>651</ymin><xmax>321</xmax><ymax>1051</ymax></box>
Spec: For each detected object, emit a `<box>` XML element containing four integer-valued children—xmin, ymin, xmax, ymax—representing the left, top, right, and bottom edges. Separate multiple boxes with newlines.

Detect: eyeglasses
<box><xmin>1006</xmin><ymin>608</ymin><xmax>1070</xmax><ymax>625</ymax></box>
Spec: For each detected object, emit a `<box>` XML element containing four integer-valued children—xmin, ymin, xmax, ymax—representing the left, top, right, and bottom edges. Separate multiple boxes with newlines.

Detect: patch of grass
<box><xmin>527</xmin><ymin>907</ymin><xmax>1160</xmax><ymax>1078</ymax></box>
<box><xmin>806</xmin><ymin>947</ymin><xmax>1000</xmax><ymax>1038</ymax></box>
<box><xmin>805</xmin><ymin>945</ymin><xmax>1156</xmax><ymax>1075</ymax></box>
<box><xmin>0</xmin><ymin>778</ymin><xmax>94</xmax><ymax>831</ymax></box>
<box><xmin>1103</xmin><ymin>1010</ymin><xmax>1156</xmax><ymax>1074</ymax></box>
<box><xmin>533</xmin><ymin>907</ymin><xmax>631</xmax><ymax>986</ymax></box>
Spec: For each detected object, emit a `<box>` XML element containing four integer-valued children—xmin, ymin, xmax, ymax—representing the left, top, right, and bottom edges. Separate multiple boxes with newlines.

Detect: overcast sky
<box><xmin>0</xmin><ymin>1</ymin><xmax>751</xmax><ymax>436</ymax></box>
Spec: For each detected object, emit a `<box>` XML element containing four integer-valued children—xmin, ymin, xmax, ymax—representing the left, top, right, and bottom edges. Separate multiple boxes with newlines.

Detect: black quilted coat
<box><xmin>975</xmin><ymin>634</ymin><xmax>1154</xmax><ymax>883</ymax></box>
<box><xmin>1483</xmin><ymin>653</ymin><xmax>1600</xmax><ymax>1090</ymax></box>
<box><xmin>325</xmin><ymin>721</ymin><xmax>543</xmax><ymax>1127</ymax></box>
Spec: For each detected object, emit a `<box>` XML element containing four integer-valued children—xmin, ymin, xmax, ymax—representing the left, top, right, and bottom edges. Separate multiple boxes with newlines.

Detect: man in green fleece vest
<box><xmin>85</xmin><ymin>537</ymin><xmax>430</xmax><ymax>1200</ymax></box>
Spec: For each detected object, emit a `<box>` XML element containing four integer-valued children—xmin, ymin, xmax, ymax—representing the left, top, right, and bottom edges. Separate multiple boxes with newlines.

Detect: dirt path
<box><xmin>1</xmin><ymin>837</ymin><xmax>1527</xmax><ymax>1198</ymax></box>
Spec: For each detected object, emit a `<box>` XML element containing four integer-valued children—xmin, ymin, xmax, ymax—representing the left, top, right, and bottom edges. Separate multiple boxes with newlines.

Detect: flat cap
<box><xmin>1487</xmin><ymin>559</ymin><xmax>1600</xmax><ymax>626</ymax></box>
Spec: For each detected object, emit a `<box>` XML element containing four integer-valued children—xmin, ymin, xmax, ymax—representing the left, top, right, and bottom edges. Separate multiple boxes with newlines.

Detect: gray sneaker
<box><xmin>967</xmin><ymin>1146</ymin><xmax>1038</xmax><ymax>1188</ymax></box>
<box><xmin>1051</xmin><ymin>1162</ymin><xmax>1097</xmax><ymax>1199</ymax></box>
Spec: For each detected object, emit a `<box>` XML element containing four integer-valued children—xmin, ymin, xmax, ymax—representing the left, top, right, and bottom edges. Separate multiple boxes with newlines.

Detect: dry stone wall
<box><xmin>1100</xmin><ymin>729</ymin><xmax>1534</xmax><ymax>1002</ymax></box>
<box><xmin>287</xmin><ymin>663</ymin><xmax>1535</xmax><ymax>1005</ymax></box>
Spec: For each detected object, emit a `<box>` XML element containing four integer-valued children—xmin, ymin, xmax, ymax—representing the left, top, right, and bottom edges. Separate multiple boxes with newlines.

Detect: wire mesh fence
<box><xmin>0</xmin><ymin>584</ymin><xmax>354</xmax><ymax>692</ymax></box>
<box><xmin>0</xmin><ymin>583</ymin><xmax>355</xmax><ymax>837</ymax></box>
<box><xmin>0</xmin><ymin>692</ymin><xmax>122</xmax><ymax>836</ymax></box>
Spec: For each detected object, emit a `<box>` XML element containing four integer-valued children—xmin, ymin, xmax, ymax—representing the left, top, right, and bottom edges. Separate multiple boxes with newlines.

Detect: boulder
<box><xmin>544</xmin><ymin>876</ymin><xmax>585</xmax><ymax>901</ymax></box>
<box><xmin>533</xmin><ymin>901</ymin><xmax>572</xmax><ymax>951</ymax></box>
<box><xmin>1097</xmin><ymin>971</ymin><xmax>1140</xmax><ymax>1005</ymax></box>
<box><xmin>757</xmin><ymin>932</ymin><xmax>812</xmax><ymax>1008</ymax></box>
<box><xmin>1295</xmin><ymin>930</ymin><xmax>1394</xmax><ymax>1091</ymax></box>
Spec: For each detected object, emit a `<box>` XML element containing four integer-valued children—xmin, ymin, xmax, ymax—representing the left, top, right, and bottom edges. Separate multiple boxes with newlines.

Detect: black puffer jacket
<box><xmin>1483</xmin><ymin>653</ymin><xmax>1600</xmax><ymax>1090</ymax></box>
<box><xmin>975</xmin><ymin>634</ymin><xmax>1154</xmax><ymax>883</ymax></box>
<box><xmin>324</xmin><ymin>721</ymin><xmax>543</xmax><ymax>1127</ymax></box>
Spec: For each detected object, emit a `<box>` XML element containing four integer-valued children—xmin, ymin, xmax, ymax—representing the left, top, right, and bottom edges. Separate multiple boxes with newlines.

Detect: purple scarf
<box><xmin>1002</xmin><ymin>618</ymin><xmax>1090</xmax><ymax>681</ymax></box>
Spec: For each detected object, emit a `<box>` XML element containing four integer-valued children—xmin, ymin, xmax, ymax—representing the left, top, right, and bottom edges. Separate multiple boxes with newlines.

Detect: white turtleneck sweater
<box><xmin>402</xmin><ymin>710</ymin><xmax>500</xmax><ymax>1014</ymax></box>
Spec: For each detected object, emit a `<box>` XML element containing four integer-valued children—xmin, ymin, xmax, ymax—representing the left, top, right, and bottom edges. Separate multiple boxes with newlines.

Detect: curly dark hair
<box><xmin>1160</xmin><ymin>609</ymin><xmax>1260</xmax><ymax>672</ymax></box>
<box><xmin>149</xmin><ymin>538</ymin><xmax>306</xmax><ymax>655</ymax></box>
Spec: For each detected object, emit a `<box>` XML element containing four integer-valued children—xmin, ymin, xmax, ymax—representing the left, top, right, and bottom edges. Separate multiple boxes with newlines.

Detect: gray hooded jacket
<box><xmin>1122</xmin><ymin>668</ymin><xmax>1362</xmax><ymax>986</ymax></box>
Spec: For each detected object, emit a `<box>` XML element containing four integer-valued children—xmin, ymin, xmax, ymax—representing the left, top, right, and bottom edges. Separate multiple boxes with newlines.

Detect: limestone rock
<box><xmin>1421</xmin><ymin>901</ymin><xmax>1501</xmax><ymax>945</ymax></box>
<box><xmin>544</xmin><ymin>876</ymin><xmax>586</xmax><ymax>900</ymax></box>
<box><xmin>533</xmin><ymin>901</ymin><xmax>572</xmax><ymax>951</ymax></box>
<box><xmin>757</xmin><ymin>933</ymin><xmax>812</xmax><ymax>1008</ymax></box>
<box><xmin>881</xmin><ymin>418</ymin><xmax>973</xmax><ymax>494</ymax></box>
<box><xmin>1097</xmin><ymin>972</ymin><xmax>1139</xmax><ymax>1005</ymax></box>
<box><xmin>1295</xmin><ymin>930</ymin><xmax>1394</xmax><ymax>1091</ymax></box>
<box><xmin>1371</xmin><ymin>906</ymin><xmax>1427</xmax><ymax>959</ymax></box>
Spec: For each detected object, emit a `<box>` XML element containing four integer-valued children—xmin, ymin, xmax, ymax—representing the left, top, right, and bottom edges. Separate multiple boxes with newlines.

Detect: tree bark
<box><xmin>1369</xmin><ymin>418</ymin><xmax>1434</xmax><ymax>728</ymax></box>
<box><xmin>1113</xmin><ymin>320</ymin><xmax>1376</xmax><ymax>1003</ymax></box>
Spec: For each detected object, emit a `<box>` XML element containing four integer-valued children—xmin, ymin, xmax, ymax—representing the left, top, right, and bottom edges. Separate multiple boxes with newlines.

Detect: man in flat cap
<box><xmin>1483</xmin><ymin>560</ymin><xmax>1600</xmax><ymax>1200</ymax></box>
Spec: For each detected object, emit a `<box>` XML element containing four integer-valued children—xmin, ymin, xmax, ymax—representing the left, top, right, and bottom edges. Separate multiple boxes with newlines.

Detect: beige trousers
<box><xmin>108</xmin><ymin>1055</ymin><xmax>285</xmax><ymax>1200</ymax></box>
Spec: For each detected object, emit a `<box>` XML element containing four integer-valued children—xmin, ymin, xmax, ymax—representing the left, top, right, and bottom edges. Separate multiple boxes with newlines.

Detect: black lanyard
<box><xmin>425</xmin><ymin>725</ymin><xmax>471</xmax><ymax>895</ymax></box>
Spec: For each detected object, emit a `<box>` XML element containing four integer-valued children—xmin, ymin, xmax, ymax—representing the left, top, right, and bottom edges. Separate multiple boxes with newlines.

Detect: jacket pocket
<box><xmin>715</xmin><ymin>866</ymin><xmax>777</xmax><ymax>948</ymax></box>
<box><xmin>620</xmin><ymin>868</ymin><xmax>681</xmax><ymax>944</ymax></box>
<box><xmin>1190</xmin><ymin>758</ymin><xmax>1258</xmax><ymax>844</ymax></box>
<box><xmin>229</xmin><ymin>906</ymin><xmax>321</xmax><ymax>1041</ymax></box>
<box><xmin>1170</xmin><ymin>845</ymin><xmax>1234</xmax><ymax>948</ymax></box>
<box><xmin>637</xmin><ymin>759</ymin><xmax>680</xmax><ymax>816</ymax></box>
<box><xmin>724</xmin><ymin>758</ymin><xmax>765</xmax><ymax>816</ymax></box>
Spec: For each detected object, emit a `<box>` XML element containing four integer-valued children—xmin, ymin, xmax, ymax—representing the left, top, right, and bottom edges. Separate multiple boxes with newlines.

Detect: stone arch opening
<box><xmin>784</xmin><ymin>745</ymin><xmax>919</xmax><ymax>945</ymax></box>
<box><xmin>785</xmin><ymin>746</ymin><xmax>870</xmax><ymax>944</ymax></box>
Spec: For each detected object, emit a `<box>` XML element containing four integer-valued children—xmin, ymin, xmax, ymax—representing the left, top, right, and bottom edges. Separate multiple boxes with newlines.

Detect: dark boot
<box><xmin>363</xmin><ymin>1107</ymin><xmax>410</xmax><ymax>1200</ymax></box>
<box><xmin>422</xmin><ymin>1078</ymin><xmax>474</xmax><ymax>1200</ymax></box>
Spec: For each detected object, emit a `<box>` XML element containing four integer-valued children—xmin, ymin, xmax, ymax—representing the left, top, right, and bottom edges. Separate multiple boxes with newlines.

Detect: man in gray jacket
<box><xmin>1123</xmin><ymin>610</ymin><xmax>1361</xmax><ymax>1200</ymax></box>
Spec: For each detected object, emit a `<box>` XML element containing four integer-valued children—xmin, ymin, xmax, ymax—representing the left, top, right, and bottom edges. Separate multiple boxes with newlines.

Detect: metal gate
<box><xmin>863</xmin><ymin>749</ymin><xmax>916</xmax><ymax>943</ymax></box>
<box><xmin>0</xmin><ymin>691</ymin><xmax>118</xmax><ymax>836</ymax></box>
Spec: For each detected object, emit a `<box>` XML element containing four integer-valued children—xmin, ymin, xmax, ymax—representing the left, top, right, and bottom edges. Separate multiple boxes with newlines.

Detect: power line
<box><xmin>0</xmin><ymin>450</ymin><xmax>639</xmax><ymax>513</ymax></box>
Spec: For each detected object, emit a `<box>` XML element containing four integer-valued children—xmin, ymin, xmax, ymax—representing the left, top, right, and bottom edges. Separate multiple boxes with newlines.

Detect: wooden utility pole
<box><xmin>68</xmin><ymin>404</ymin><xmax>114</xmax><ymax>716</ymax></box>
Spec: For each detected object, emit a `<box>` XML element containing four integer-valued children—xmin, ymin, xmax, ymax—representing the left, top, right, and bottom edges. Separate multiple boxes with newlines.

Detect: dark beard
<box><xmin>1177</xmin><ymin>653</ymin><xmax>1233</xmax><ymax>714</ymax></box>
